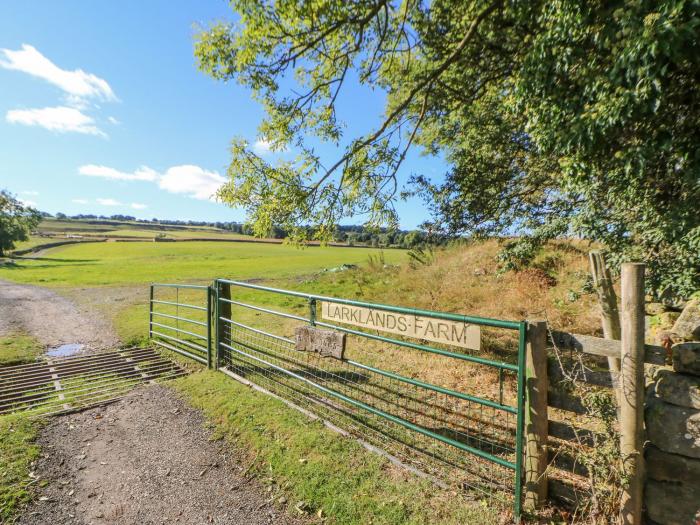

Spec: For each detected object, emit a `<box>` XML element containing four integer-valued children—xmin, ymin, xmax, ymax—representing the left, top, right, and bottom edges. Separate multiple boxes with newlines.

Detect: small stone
<box><xmin>672</xmin><ymin>299</ymin><xmax>700</xmax><ymax>341</ymax></box>
<box><xmin>294</xmin><ymin>501</ymin><xmax>307</xmax><ymax>515</ymax></box>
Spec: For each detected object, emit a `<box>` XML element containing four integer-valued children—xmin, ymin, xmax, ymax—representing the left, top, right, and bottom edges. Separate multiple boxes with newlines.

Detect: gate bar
<box><xmin>220</xmin><ymin>340</ymin><xmax>517</xmax><ymax>470</ymax></box>
<box><xmin>217</xmin><ymin>278</ymin><xmax>521</xmax><ymax>330</ymax></box>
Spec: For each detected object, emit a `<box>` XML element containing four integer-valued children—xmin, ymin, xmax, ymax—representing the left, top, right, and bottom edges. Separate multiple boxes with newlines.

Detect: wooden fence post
<box><xmin>619</xmin><ymin>263</ymin><xmax>645</xmax><ymax>525</ymax></box>
<box><xmin>525</xmin><ymin>320</ymin><xmax>548</xmax><ymax>509</ymax></box>
<box><xmin>589</xmin><ymin>251</ymin><xmax>622</xmax><ymax>403</ymax></box>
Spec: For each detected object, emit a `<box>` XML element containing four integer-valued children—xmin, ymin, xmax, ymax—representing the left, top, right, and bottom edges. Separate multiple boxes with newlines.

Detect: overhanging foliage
<box><xmin>195</xmin><ymin>0</ymin><xmax>700</xmax><ymax>297</ymax></box>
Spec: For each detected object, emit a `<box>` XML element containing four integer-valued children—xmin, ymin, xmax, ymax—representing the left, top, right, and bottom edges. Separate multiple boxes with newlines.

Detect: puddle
<box><xmin>47</xmin><ymin>343</ymin><xmax>85</xmax><ymax>357</ymax></box>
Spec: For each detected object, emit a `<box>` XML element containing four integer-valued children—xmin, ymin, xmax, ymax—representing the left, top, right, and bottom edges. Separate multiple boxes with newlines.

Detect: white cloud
<box><xmin>6</xmin><ymin>106</ymin><xmax>106</xmax><ymax>137</ymax></box>
<box><xmin>253</xmin><ymin>139</ymin><xmax>273</xmax><ymax>155</ymax></box>
<box><xmin>79</xmin><ymin>164</ymin><xmax>158</xmax><ymax>181</ymax></box>
<box><xmin>19</xmin><ymin>198</ymin><xmax>37</xmax><ymax>207</ymax></box>
<box><xmin>252</xmin><ymin>138</ymin><xmax>288</xmax><ymax>156</ymax></box>
<box><xmin>0</xmin><ymin>44</ymin><xmax>116</xmax><ymax>103</ymax></box>
<box><xmin>107</xmin><ymin>116</ymin><xmax>120</xmax><ymax>125</ymax></box>
<box><xmin>21</xmin><ymin>190</ymin><xmax>39</xmax><ymax>196</ymax></box>
<box><xmin>158</xmin><ymin>165</ymin><xmax>226</xmax><ymax>201</ymax></box>
<box><xmin>77</xmin><ymin>163</ymin><xmax>226</xmax><ymax>201</ymax></box>
<box><xmin>130</xmin><ymin>202</ymin><xmax>147</xmax><ymax>210</ymax></box>
<box><xmin>72</xmin><ymin>198</ymin><xmax>88</xmax><ymax>204</ymax></box>
<box><xmin>96</xmin><ymin>198</ymin><xmax>121</xmax><ymax>206</ymax></box>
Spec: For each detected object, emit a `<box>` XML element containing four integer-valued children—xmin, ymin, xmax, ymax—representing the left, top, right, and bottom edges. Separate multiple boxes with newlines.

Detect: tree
<box><xmin>0</xmin><ymin>191</ymin><xmax>41</xmax><ymax>256</ymax></box>
<box><xmin>403</xmin><ymin>230</ymin><xmax>424</xmax><ymax>249</ymax></box>
<box><xmin>196</xmin><ymin>0</ymin><xmax>700</xmax><ymax>297</ymax></box>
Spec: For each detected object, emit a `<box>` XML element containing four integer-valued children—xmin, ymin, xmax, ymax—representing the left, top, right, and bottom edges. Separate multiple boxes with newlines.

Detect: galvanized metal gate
<box><xmin>149</xmin><ymin>280</ymin><xmax>527</xmax><ymax>517</ymax></box>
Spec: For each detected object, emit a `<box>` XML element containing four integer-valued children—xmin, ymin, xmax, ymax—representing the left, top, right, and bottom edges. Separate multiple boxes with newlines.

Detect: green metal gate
<box><xmin>149</xmin><ymin>279</ymin><xmax>527</xmax><ymax>517</ymax></box>
<box><xmin>149</xmin><ymin>283</ymin><xmax>213</xmax><ymax>367</ymax></box>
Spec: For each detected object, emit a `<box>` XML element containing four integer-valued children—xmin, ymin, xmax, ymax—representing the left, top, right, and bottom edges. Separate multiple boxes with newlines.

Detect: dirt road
<box><xmin>18</xmin><ymin>385</ymin><xmax>306</xmax><ymax>525</ymax></box>
<box><xmin>0</xmin><ymin>279</ymin><xmax>119</xmax><ymax>351</ymax></box>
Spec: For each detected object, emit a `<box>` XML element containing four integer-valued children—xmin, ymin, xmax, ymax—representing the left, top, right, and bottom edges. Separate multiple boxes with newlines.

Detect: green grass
<box><xmin>10</xmin><ymin>237</ymin><xmax>53</xmax><ymax>252</ymax></box>
<box><xmin>0</xmin><ymin>241</ymin><xmax>405</xmax><ymax>287</ymax></box>
<box><xmin>0</xmin><ymin>335</ymin><xmax>43</xmax><ymax>366</ymax></box>
<box><xmin>172</xmin><ymin>371</ymin><xmax>500</xmax><ymax>525</ymax></box>
<box><xmin>95</xmin><ymin>228</ymin><xmax>250</xmax><ymax>240</ymax></box>
<box><xmin>0</xmin><ymin>414</ymin><xmax>40</xmax><ymax>522</ymax></box>
<box><xmin>37</xmin><ymin>218</ymin><xmax>224</xmax><ymax>233</ymax></box>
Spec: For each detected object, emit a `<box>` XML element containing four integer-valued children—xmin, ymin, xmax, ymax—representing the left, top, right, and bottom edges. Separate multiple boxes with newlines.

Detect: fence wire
<box><xmin>214</xmin><ymin>280</ymin><xmax>526</xmax><ymax>513</ymax></box>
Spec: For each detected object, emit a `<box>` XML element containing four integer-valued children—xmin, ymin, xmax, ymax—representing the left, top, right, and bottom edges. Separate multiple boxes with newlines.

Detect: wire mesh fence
<box><xmin>214</xmin><ymin>279</ymin><xmax>527</xmax><ymax>516</ymax></box>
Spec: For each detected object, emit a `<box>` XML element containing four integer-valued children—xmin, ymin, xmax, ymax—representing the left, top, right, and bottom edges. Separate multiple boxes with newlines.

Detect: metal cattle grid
<box><xmin>0</xmin><ymin>347</ymin><xmax>187</xmax><ymax>417</ymax></box>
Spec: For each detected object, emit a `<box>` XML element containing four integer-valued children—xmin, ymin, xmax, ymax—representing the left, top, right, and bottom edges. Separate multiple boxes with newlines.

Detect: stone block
<box><xmin>646</xmin><ymin>444</ymin><xmax>700</xmax><ymax>484</ymax></box>
<box><xmin>645</xmin><ymin>396</ymin><xmax>700</xmax><ymax>458</ymax></box>
<box><xmin>673</xmin><ymin>342</ymin><xmax>700</xmax><ymax>375</ymax></box>
<box><xmin>646</xmin><ymin>302</ymin><xmax>668</xmax><ymax>315</ymax></box>
<box><xmin>655</xmin><ymin>370</ymin><xmax>700</xmax><ymax>409</ymax></box>
<box><xmin>672</xmin><ymin>299</ymin><xmax>700</xmax><ymax>341</ymax></box>
<box><xmin>646</xmin><ymin>478</ymin><xmax>700</xmax><ymax>525</ymax></box>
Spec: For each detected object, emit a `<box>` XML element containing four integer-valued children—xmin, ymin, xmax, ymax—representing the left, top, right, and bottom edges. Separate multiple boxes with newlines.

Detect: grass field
<box><xmin>88</xmin><ymin>228</ymin><xmax>250</xmax><ymax>240</ymax></box>
<box><xmin>37</xmin><ymin>218</ymin><xmax>226</xmax><ymax>234</ymax></box>
<box><xmin>1</xmin><ymin>241</ymin><xmax>406</xmax><ymax>287</ymax></box>
<box><xmin>10</xmin><ymin>217</ymin><xmax>256</xmax><ymax>252</ymax></box>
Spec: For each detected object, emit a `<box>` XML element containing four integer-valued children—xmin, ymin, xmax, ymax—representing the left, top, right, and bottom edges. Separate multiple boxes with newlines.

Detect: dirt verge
<box><xmin>17</xmin><ymin>384</ymin><xmax>308</xmax><ymax>525</ymax></box>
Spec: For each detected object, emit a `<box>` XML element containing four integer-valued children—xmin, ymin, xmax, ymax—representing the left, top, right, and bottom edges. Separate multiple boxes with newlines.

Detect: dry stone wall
<box><xmin>644</xmin><ymin>332</ymin><xmax>700</xmax><ymax>524</ymax></box>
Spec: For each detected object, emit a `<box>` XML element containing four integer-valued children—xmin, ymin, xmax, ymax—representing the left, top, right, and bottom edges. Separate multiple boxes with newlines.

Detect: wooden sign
<box><xmin>295</xmin><ymin>325</ymin><xmax>346</xmax><ymax>360</ymax></box>
<box><xmin>320</xmin><ymin>302</ymin><xmax>480</xmax><ymax>351</ymax></box>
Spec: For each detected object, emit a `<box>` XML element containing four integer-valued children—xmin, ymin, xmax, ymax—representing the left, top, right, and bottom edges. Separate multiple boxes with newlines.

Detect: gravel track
<box><xmin>0</xmin><ymin>279</ymin><xmax>119</xmax><ymax>351</ymax></box>
<box><xmin>17</xmin><ymin>385</ymin><xmax>308</xmax><ymax>525</ymax></box>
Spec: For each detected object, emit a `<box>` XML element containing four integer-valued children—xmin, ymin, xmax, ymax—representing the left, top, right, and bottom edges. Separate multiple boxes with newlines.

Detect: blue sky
<box><xmin>0</xmin><ymin>1</ymin><xmax>442</xmax><ymax>229</ymax></box>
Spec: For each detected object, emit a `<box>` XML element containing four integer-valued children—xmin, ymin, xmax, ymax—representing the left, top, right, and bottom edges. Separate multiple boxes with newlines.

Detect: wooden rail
<box><xmin>527</xmin><ymin>263</ymin><xmax>647</xmax><ymax>524</ymax></box>
<box><xmin>549</xmin><ymin>331</ymin><xmax>666</xmax><ymax>366</ymax></box>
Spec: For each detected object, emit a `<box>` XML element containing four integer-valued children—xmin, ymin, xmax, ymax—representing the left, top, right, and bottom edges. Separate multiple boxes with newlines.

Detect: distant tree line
<box><xmin>44</xmin><ymin>212</ymin><xmax>432</xmax><ymax>248</ymax></box>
